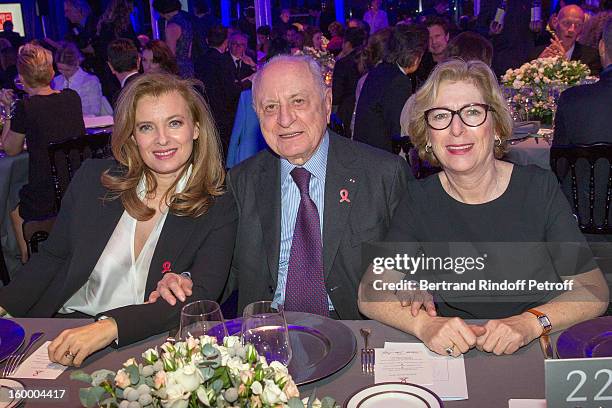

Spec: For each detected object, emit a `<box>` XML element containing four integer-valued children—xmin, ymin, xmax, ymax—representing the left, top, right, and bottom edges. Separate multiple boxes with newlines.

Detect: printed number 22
<box><xmin>566</xmin><ymin>369</ymin><xmax>612</xmax><ymax>402</ymax></box>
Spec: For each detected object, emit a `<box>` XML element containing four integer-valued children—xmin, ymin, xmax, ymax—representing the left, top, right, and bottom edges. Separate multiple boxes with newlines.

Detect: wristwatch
<box><xmin>526</xmin><ymin>308</ymin><xmax>552</xmax><ymax>336</ymax></box>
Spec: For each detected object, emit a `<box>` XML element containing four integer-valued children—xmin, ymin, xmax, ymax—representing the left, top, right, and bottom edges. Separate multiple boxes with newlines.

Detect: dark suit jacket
<box><xmin>353</xmin><ymin>62</ymin><xmax>416</xmax><ymax>152</ymax></box>
<box><xmin>0</xmin><ymin>159</ymin><xmax>237</xmax><ymax>347</ymax></box>
<box><xmin>531</xmin><ymin>42</ymin><xmax>602</xmax><ymax>76</ymax></box>
<box><xmin>110</xmin><ymin>72</ymin><xmax>141</xmax><ymax>110</ymax></box>
<box><xmin>195</xmin><ymin>48</ymin><xmax>243</xmax><ymax>153</ymax></box>
<box><xmin>552</xmin><ymin>66</ymin><xmax>612</xmax><ymax>227</ymax></box>
<box><xmin>332</xmin><ymin>50</ymin><xmax>361</xmax><ymax>136</ymax></box>
<box><xmin>226</xmin><ymin>131</ymin><xmax>412</xmax><ymax>319</ymax></box>
<box><xmin>224</xmin><ymin>52</ymin><xmax>256</xmax><ymax>82</ymax></box>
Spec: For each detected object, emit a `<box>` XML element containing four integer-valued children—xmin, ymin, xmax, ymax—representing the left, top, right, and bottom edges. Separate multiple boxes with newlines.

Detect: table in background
<box><xmin>10</xmin><ymin>318</ymin><xmax>552</xmax><ymax>408</ymax></box>
<box><xmin>0</xmin><ymin>153</ymin><xmax>28</xmax><ymax>281</ymax></box>
<box><xmin>505</xmin><ymin>138</ymin><xmax>551</xmax><ymax>170</ymax></box>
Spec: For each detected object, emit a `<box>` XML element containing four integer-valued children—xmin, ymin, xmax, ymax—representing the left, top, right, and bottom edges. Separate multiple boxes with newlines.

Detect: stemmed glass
<box><xmin>179</xmin><ymin>300</ymin><xmax>228</xmax><ymax>344</ymax></box>
<box><xmin>241</xmin><ymin>301</ymin><xmax>292</xmax><ymax>365</ymax></box>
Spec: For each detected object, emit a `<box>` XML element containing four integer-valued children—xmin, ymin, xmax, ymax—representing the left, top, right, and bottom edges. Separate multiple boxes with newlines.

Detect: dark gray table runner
<box><xmin>10</xmin><ymin>318</ymin><xmax>549</xmax><ymax>407</ymax></box>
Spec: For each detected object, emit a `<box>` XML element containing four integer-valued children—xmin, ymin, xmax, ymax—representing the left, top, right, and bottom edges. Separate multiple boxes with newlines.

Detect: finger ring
<box><xmin>64</xmin><ymin>351</ymin><xmax>76</xmax><ymax>359</ymax></box>
<box><xmin>445</xmin><ymin>345</ymin><xmax>455</xmax><ymax>356</ymax></box>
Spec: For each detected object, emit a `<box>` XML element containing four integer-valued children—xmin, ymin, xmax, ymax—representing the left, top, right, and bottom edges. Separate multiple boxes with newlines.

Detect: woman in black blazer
<box><xmin>0</xmin><ymin>73</ymin><xmax>237</xmax><ymax>366</ymax></box>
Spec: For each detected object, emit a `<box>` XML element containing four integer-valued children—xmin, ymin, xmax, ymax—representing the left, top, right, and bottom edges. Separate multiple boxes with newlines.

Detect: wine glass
<box><xmin>241</xmin><ymin>301</ymin><xmax>292</xmax><ymax>365</ymax></box>
<box><xmin>179</xmin><ymin>300</ymin><xmax>228</xmax><ymax>344</ymax></box>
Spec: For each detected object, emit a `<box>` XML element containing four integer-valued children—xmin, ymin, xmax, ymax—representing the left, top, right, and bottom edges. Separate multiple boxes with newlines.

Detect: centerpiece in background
<box><xmin>294</xmin><ymin>43</ymin><xmax>335</xmax><ymax>87</ymax></box>
<box><xmin>501</xmin><ymin>56</ymin><xmax>591</xmax><ymax>125</ymax></box>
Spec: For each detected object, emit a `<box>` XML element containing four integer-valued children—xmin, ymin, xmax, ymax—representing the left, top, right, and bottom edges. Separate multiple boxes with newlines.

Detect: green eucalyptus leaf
<box><xmin>200</xmin><ymin>366</ymin><xmax>215</xmax><ymax>381</ymax></box>
<box><xmin>125</xmin><ymin>365</ymin><xmax>139</xmax><ymax>385</ymax></box>
<box><xmin>202</xmin><ymin>343</ymin><xmax>218</xmax><ymax>358</ymax></box>
<box><xmin>287</xmin><ymin>397</ymin><xmax>306</xmax><ymax>408</ymax></box>
<box><xmin>320</xmin><ymin>396</ymin><xmax>337</xmax><ymax>408</ymax></box>
<box><xmin>78</xmin><ymin>388</ymin><xmax>93</xmax><ymax>408</ymax></box>
<box><xmin>211</xmin><ymin>378</ymin><xmax>223</xmax><ymax>393</ymax></box>
<box><xmin>71</xmin><ymin>371</ymin><xmax>93</xmax><ymax>384</ymax></box>
<box><xmin>85</xmin><ymin>386</ymin><xmax>106</xmax><ymax>408</ymax></box>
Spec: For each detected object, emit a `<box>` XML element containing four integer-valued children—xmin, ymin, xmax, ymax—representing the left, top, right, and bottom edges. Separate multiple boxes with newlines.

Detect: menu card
<box><xmin>508</xmin><ymin>400</ymin><xmax>546</xmax><ymax>408</ymax></box>
<box><xmin>374</xmin><ymin>342</ymin><xmax>469</xmax><ymax>401</ymax></box>
<box><xmin>9</xmin><ymin>341</ymin><xmax>67</xmax><ymax>379</ymax></box>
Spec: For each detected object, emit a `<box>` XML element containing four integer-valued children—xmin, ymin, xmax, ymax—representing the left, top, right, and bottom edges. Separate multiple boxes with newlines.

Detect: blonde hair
<box><xmin>404</xmin><ymin>59</ymin><xmax>513</xmax><ymax>166</ymax></box>
<box><xmin>101</xmin><ymin>73</ymin><xmax>225</xmax><ymax>220</ymax></box>
<box><xmin>17</xmin><ymin>43</ymin><xmax>54</xmax><ymax>88</ymax></box>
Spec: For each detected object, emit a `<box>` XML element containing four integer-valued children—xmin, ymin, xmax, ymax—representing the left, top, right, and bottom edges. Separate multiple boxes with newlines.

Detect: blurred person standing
<box><xmin>107</xmin><ymin>39</ymin><xmax>141</xmax><ymax>108</ymax></box>
<box><xmin>363</xmin><ymin>0</ymin><xmax>389</xmax><ymax>34</ymax></box>
<box><xmin>152</xmin><ymin>0</ymin><xmax>195</xmax><ymax>78</ymax></box>
<box><xmin>0</xmin><ymin>21</ymin><xmax>23</xmax><ymax>50</ymax></box>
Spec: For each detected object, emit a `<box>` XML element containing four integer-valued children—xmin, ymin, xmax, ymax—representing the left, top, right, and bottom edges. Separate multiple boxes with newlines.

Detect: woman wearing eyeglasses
<box><xmin>358</xmin><ymin>59</ymin><xmax>609</xmax><ymax>357</ymax></box>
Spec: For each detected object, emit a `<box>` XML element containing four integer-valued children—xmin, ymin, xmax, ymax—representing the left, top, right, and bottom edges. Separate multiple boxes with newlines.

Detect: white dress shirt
<box><xmin>60</xmin><ymin>166</ymin><xmax>192</xmax><ymax>316</ymax></box>
<box><xmin>52</xmin><ymin>68</ymin><xmax>107</xmax><ymax>117</ymax></box>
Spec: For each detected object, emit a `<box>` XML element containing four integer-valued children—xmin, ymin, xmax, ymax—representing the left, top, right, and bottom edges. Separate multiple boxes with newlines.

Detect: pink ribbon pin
<box><xmin>339</xmin><ymin>189</ymin><xmax>351</xmax><ymax>203</ymax></box>
<box><xmin>161</xmin><ymin>261</ymin><xmax>172</xmax><ymax>274</ymax></box>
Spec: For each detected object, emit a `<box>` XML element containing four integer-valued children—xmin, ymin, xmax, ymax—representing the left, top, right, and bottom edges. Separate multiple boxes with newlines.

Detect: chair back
<box><xmin>47</xmin><ymin>134</ymin><xmax>110</xmax><ymax>212</ymax></box>
<box><xmin>550</xmin><ymin>143</ymin><xmax>612</xmax><ymax>234</ymax></box>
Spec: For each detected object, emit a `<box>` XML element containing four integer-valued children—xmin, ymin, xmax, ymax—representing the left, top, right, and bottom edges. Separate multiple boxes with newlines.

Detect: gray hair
<box><xmin>251</xmin><ymin>55</ymin><xmax>326</xmax><ymax>110</ymax></box>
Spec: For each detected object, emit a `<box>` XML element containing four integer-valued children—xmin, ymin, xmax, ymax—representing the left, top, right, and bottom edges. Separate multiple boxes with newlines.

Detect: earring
<box><xmin>494</xmin><ymin>134</ymin><xmax>502</xmax><ymax>147</ymax></box>
<box><xmin>425</xmin><ymin>142</ymin><xmax>432</xmax><ymax>153</ymax></box>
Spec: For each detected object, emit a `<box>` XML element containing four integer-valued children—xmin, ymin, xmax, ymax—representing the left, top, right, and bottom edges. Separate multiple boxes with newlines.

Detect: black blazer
<box><xmin>226</xmin><ymin>131</ymin><xmax>412</xmax><ymax>319</ymax></box>
<box><xmin>0</xmin><ymin>159</ymin><xmax>237</xmax><ymax>347</ymax></box>
<box><xmin>332</xmin><ymin>50</ymin><xmax>361</xmax><ymax>136</ymax></box>
<box><xmin>195</xmin><ymin>48</ymin><xmax>243</xmax><ymax>152</ymax></box>
<box><xmin>531</xmin><ymin>42</ymin><xmax>602</xmax><ymax>76</ymax></box>
<box><xmin>224</xmin><ymin>52</ymin><xmax>256</xmax><ymax>82</ymax></box>
<box><xmin>353</xmin><ymin>62</ymin><xmax>416</xmax><ymax>152</ymax></box>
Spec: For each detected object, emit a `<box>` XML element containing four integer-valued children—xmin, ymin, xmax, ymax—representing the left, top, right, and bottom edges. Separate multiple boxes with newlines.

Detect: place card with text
<box><xmin>9</xmin><ymin>341</ymin><xmax>67</xmax><ymax>380</ymax></box>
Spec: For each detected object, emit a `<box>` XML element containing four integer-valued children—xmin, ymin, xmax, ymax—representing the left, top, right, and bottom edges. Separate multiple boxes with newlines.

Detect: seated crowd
<box><xmin>0</xmin><ymin>0</ymin><xmax>609</xmax><ymax>366</ymax></box>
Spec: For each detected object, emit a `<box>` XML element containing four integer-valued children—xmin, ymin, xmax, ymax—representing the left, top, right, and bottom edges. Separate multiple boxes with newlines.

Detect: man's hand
<box><xmin>147</xmin><ymin>273</ymin><xmax>193</xmax><ymax>306</ymax></box>
<box><xmin>241</xmin><ymin>55</ymin><xmax>256</xmax><ymax>68</ymax></box>
<box><xmin>48</xmin><ymin>320</ymin><xmax>118</xmax><ymax>367</ymax></box>
<box><xmin>538</xmin><ymin>34</ymin><xmax>566</xmax><ymax>59</ymax></box>
<box><xmin>475</xmin><ymin>313</ymin><xmax>541</xmax><ymax>355</ymax></box>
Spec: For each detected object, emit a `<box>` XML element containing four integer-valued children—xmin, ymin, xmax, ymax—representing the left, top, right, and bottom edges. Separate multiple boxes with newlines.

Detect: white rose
<box><xmin>169</xmin><ymin>363</ymin><xmax>203</xmax><ymax>393</ymax></box>
<box><xmin>186</xmin><ymin>337</ymin><xmax>199</xmax><ymax>351</ymax></box>
<box><xmin>261</xmin><ymin>380</ymin><xmax>287</xmax><ymax>405</ymax></box>
<box><xmin>123</xmin><ymin>358</ymin><xmax>137</xmax><ymax>367</ymax></box>
<box><xmin>226</xmin><ymin>357</ymin><xmax>249</xmax><ymax>374</ymax></box>
<box><xmin>251</xmin><ymin>381</ymin><xmax>263</xmax><ymax>395</ymax></box>
<box><xmin>224</xmin><ymin>336</ymin><xmax>241</xmax><ymax>348</ymax></box>
<box><xmin>114</xmin><ymin>369</ymin><xmax>131</xmax><ymax>389</ymax></box>
<box><xmin>154</xmin><ymin>371</ymin><xmax>167</xmax><ymax>390</ymax></box>
<box><xmin>162</xmin><ymin>381</ymin><xmax>190</xmax><ymax>408</ymax></box>
<box><xmin>269</xmin><ymin>361</ymin><xmax>288</xmax><ymax>374</ymax></box>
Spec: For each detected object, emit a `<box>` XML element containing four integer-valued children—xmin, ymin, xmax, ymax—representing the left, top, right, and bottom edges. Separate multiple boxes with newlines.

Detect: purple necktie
<box><xmin>284</xmin><ymin>167</ymin><xmax>329</xmax><ymax>316</ymax></box>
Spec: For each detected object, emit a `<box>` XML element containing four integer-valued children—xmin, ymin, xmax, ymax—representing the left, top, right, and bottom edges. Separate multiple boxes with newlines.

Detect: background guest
<box><xmin>226</xmin><ymin>32</ymin><xmax>256</xmax><ymax>81</ymax></box>
<box><xmin>363</xmin><ymin>0</ymin><xmax>389</xmax><ymax>34</ymax></box>
<box><xmin>193</xmin><ymin>0</ymin><xmax>218</xmax><ymax>48</ymax></box>
<box><xmin>304</xmin><ymin>27</ymin><xmax>325</xmax><ymax>51</ymax></box>
<box><xmin>0</xmin><ymin>21</ymin><xmax>24</xmax><ymax>50</ymax></box>
<box><xmin>445</xmin><ymin>31</ymin><xmax>494</xmax><ymax>66</ymax></box>
<box><xmin>332</xmin><ymin>27</ymin><xmax>367</xmax><ymax>137</ymax></box>
<box><xmin>327</xmin><ymin>22</ymin><xmax>345</xmax><ymax>56</ymax></box>
<box><xmin>107</xmin><ymin>38</ymin><xmax>141</xmax><ymax>108</ymax></box>
<box><xmin>152</xmin><ymin>0</ymin><xmax>195</xmax><ymax>78</ymax></box>
<box><xmin>534</xmin><ymin>4</ymin><xmax>602</xmax><ymax>75</ymax></box>
<box><xmin>256</xmin><ymin>26</ymin><xmax>272</xmax><ymax>63</ymax></box>
<box><xmin>142</xmin><ymin>40</ymin><xmax>179</xmax><ymax>75</ymax></box>
<box><xmin>52</xmin><ymin>42</ymin><xmax>111</xmax><ymax>117</ymax></box>
<box><xmin>0</xmin><ymin>44</ymin><xmax>85</xmax><ymax>263</ymax></box>
<box><xmin>0</xmin><ymin>46</ymin><xmax>18</xmax><ymax>91</ymax></box>
<box><xmin>354</xmin><ymin>24</ymin><xmax>428</xmax><ymax>152</ymax></box>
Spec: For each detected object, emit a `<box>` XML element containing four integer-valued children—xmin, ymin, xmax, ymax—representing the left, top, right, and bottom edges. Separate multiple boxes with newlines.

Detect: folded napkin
<box><xmin>510</xmin><ymin>121</ymin><xmax>540</xmax><ymax>140</ymax></box>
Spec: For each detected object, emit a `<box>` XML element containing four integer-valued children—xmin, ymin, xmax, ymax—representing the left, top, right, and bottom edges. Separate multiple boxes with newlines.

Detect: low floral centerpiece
<box><xmin>72</xmin><ymin>335</ymin><xmax>336</xmax><ymax>408</ymax></box>
<box><xmin>501</xmin><ymin>56</ymin><xmax>591</xmax><ymax>124</ymax></box>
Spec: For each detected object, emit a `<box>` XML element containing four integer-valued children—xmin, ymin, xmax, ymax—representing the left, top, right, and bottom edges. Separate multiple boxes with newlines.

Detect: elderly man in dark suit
<box><xmin>353</xmin><ymin>24</ymin><xmax>428</xmax><ymax>152</ymax></box>
<box><xmin>533</xmin><ymin>5</ymin><xmax>602</xmax><ymax>75</ymax></box>
<box><xmin>150</xmin><ymin>55</ymin><xmax>412</xmax><ymax>319</ymax></box>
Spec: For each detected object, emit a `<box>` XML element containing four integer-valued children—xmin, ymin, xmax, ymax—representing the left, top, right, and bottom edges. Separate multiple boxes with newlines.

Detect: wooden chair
<box><xmin>22</xmin><ymin>134</ymin><xmax>111</xmax><ymax>256</ymax></box>
<box><xmin>549</xmin><ymin>143</ymin><xmax>612</xmax><ymax>234</ymax></box>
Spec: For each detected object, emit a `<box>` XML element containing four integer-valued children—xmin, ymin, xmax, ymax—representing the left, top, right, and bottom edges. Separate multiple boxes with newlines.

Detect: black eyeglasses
<box><xmin>424</xmin><ymin>103</ymin><xmax>495</xmax><ymax>130</ymax></box>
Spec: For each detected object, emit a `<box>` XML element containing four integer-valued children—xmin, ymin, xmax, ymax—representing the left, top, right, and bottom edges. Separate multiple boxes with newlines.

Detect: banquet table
<box><xmin>505</xmin><ymin>138</ymin><xmax>551</xmax><ymax>170</ymax></box>
<box><xmin>0</xmin><ymin>153</ymin><xmax>28</xmax><ymax>280</ymax></box>
<box><xmin>9</xmin><ymin>318</ymin><xmax>553</xmax><ymax>408</ymax></box>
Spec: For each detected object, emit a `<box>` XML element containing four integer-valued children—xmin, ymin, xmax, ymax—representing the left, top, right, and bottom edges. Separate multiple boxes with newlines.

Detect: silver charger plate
<box><xmin>222</xmin><ymin>311</ymin><xmax>357</xmax><ymax>385</ymax></box>
<box><xmin>344</xmin><ymin>382</ymin><xmax>444</xmax><ymax>408</ymax></box>
<box><xmin>0</xmin><ymin>378</ymin><xmax>25</xmax><ymax>408</ymax></box>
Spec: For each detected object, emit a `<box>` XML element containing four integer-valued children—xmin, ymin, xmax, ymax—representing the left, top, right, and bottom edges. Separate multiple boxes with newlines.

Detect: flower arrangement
<box><xmin>501</xmin><ymin>57</ymin><xmax>591</xmax><ymax>124</ymax></box>
<box><xmin>293</xmin><ymin>46</ymin><xmax>336</xmax><ymax>86</ymax></box>
<box><xmin>71</xmin><ymin>336</ymin><xmax>337</xmax><ymax>408</ymax></box>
